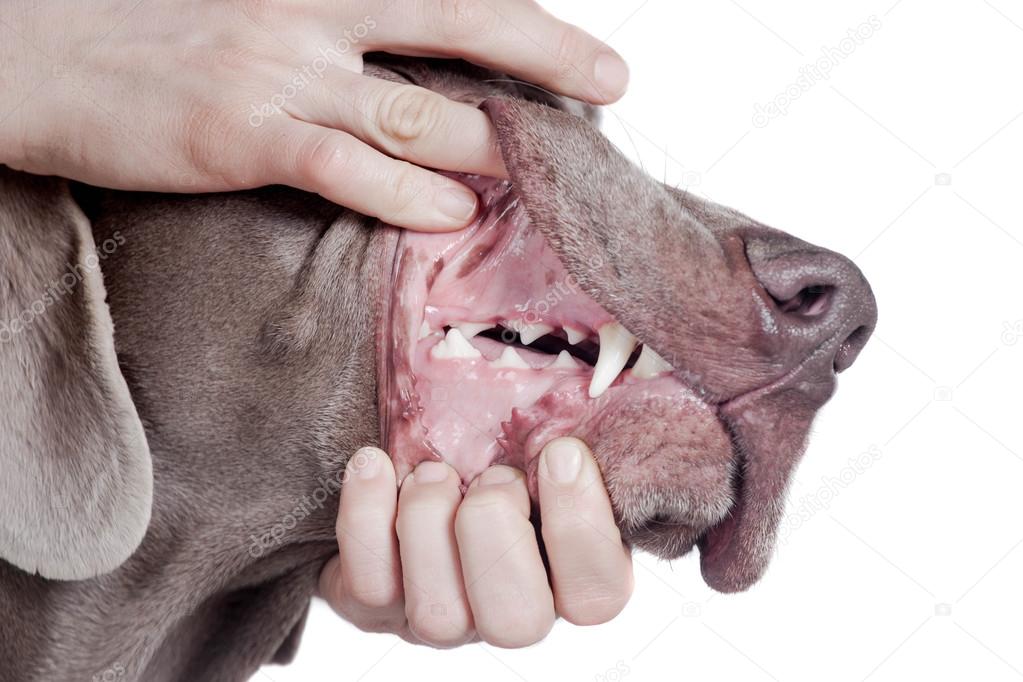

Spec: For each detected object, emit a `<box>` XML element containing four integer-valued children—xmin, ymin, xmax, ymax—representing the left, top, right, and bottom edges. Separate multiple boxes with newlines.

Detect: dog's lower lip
<box><xmin>379</xmin><ymin>176</ymin><xmax>696</xmax><ymax>482</ymax></box>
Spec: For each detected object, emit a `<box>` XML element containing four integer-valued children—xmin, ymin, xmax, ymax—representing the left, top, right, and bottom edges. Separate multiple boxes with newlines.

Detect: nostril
<box><xmin>770</xmin><ymin>284</ymin><xmax>834</xmax><ymax>319</ymax></box>
<box><xmin>834</xmin><ymin>325</ymin><xmax>871</xmax><ymax>373</ymax></box>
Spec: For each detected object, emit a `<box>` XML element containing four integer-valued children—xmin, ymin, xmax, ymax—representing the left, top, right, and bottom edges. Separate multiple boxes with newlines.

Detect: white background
<box><xmin>265</xmin><ymin>2</ymin><xmax>1023</xmax><ymax>680</ymax></box>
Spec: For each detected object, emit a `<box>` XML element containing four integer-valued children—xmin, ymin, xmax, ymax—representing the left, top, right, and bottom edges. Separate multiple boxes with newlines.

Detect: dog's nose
<box><xmin>745</xmin><ymin>234</ymin><xmax>877</xmax><ymax>374</ymax></box>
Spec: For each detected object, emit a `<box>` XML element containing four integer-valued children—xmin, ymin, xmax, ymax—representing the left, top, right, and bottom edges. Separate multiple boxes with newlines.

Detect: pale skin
<box><xmin>322</xmin><ymin>438</ymin><xmax>634</xmax><ymax>647</ymax></box>
<box><xmin>0</xmin><ymin>0</ymin><xmax>634</xmax><ymax>646</ymax></box>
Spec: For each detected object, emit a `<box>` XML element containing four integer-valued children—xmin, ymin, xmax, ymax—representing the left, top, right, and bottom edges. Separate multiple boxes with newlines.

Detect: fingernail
<box><xmin>593</xmin><ymin>50</ymin><xmax>629</xmax><ymax>100</ymax></box>
<box><xmin>413</xmin><ymin>461</ymin><xmax>450</xmax><ymax>483</ymax></box>
<box><xmin>478</xmin><ymin>466</ymin><xmax>518</xmax><ymax>486</ymax></box>
<box><xmin>355</xmin><ymin>447</ymin><xmax>381</xmax><ymax>480</ymax></box>
<box><xmin>436</xmin><ymin>186</ymin><xmax>478</xmax><ymax>223</ymax></box>
<box><xmin>543</xmin><ymin>439</ymin><xmax>582</xmax><ymax>484</ymax></box>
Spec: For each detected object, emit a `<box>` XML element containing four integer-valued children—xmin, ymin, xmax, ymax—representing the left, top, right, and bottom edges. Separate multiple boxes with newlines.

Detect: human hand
<box><xmin>318</xmin><ymin>438</ymin><xmax>634</xmax><ymax>647</ymax></box>
<box><xmin>0</xmin><ymin>0</ymin><xmax>628</xmax><ymax>230</ymax></box>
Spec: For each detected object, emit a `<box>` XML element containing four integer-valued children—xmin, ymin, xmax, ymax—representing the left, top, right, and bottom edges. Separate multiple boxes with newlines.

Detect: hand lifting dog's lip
<box><xmin>378</xmin><ymin>97</ymin><xmax>876</xmax><ymax>593</ymax></box>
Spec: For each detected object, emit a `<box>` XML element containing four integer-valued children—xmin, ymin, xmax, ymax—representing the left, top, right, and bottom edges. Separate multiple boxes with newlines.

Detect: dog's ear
<box><xmin>0</xmin><ymin>168</ymin><xmax>152</xmax><ymax>580</ymax></box>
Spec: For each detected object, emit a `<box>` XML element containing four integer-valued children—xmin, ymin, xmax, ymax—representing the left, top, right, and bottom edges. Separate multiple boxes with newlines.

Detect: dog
<box><xmin>0</xmin><ymin>56</ymin><xmax>876</xmax><ymax>681</ymax></box>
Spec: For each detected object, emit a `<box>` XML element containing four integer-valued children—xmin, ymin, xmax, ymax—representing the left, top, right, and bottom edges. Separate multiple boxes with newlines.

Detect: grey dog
<box><xmin>0</xmin><ymin>56</ymin><xmax>876</xmax><ymax>681</ymax></box>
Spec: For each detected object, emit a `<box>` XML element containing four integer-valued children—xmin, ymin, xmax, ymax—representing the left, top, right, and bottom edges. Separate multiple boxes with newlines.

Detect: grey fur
<box><xmin>0</xmin><ymin>57</ymin><xmax>873</xmax><ymax>681</ymax></box>
<box><xmin>0</xmin><ymin>170</ymin><xmax>152</xmax><ymax>580</ymax></box>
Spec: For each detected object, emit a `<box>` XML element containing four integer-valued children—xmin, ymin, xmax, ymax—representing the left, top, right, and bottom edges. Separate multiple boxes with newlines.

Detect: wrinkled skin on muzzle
<box><xmin>473</xmin><ymin>97</ymin><xmax>877</xmax><ymax>592</ymax></box>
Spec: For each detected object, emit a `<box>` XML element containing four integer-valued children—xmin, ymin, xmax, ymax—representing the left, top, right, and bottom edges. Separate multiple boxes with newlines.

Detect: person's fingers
<box><xmin>537</xmin><ymin>438</ymin><xmax>634</xmax><ymax>625</ymax></box>
<box><xmin>321</xmin><ymin>447</ymin><xmax>407</xmax><ymax>633</ymax></box>
<box><xmin>365</xmin><ymin>0</ymin><xmax>630</xmax><ymax>103</ymax></box>
<box><xmin>264</xmin><ymin>118</ymin><xmax>479</xmax><ymax>231</ymax></box>
<box><xmin>294</xmin><ymin>70</ymin><xmax>505</xmax><ymax>179</ymax></box>
<box><xmin>455</xmin><ymin>466</ymin><xmax>555</xmax><ymax>648</ymax></box>
<box><xmin>396</xmin><ymin>461</ymin><xmax>476</xmax><ymax>647</ymax></box>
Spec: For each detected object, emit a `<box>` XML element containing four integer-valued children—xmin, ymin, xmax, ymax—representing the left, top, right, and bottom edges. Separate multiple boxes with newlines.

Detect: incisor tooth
<box><xmin>550</xmin><ymin>350</ymin><xmax>579</xmax><ymax>370</ymax></box>
<box><xmin>492</xmin><ymin>346</ymin><xmax>530</xmax><ymax>369</ymax></box>
<box><xmin>589</xmin><ymin>322</ymin><xmax>637</xmax><ymax>398</ymax></box>
<box><xmin>632</xmin><ymin>345</ymin><xmax>674</xmax><ymax>379</ymax></box>
<box><xmin>518</xmin><ymin>323</ymin><xmax>554</xmax><ymax>345</ymax></box>
<box><xmin>430</xmin><ymin>328</ymin><xmax>482</xmax><ymax>360</ymax></box>
<box><xmin>455</xmin><ymin>322</ymin><xmax>494</xmax><ymax>339</ymax></box>
<box><xmin>564</xmin><ymin>325</ymin><xmax>587</xmax><ymax>345</ymax></box>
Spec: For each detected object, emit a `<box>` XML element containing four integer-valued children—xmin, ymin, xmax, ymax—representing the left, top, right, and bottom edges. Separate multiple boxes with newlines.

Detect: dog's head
<box><xmin>379</xmin><ymin>95</ymin><xmax>876</xmax><ymax>592</ymax></box>
<box><xmin>0</xmin><ymin>63</ymin><xmax>875</xmax><ymax>596</ymax></box>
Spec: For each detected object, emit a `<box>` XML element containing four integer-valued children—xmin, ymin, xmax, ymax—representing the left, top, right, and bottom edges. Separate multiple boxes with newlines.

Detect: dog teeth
<box><xmin>455</xmin><ymin>322</ymin><xmax>494</xmax><ymax>339</ymax></box>
<box><xmin>492</xmin><ymin>346</ymin><xmax>530</xmax><ymax>369</ymax></box>
<box><xmin>632</xmin><ymin>345</ymin><xmax>673</xmax><ymax>379</ymax></box>
<box><xmin>589</xmin><ymin>322</ymin><xmax>637</xmax><ymax>398</ymax></box>
<box><xmin>518</xmin><ymin>323</ymin><xmax>554</xmax><ymax>345</ymax></box>
<box><xmin>430</xmin><ymin>328</ymin><xmax>482</xmax><ymax>360</ymax></box>
<box><xmin>549</xmin><ymin>350</ymin><xmax>579</xmax><ymax>370</ymax></box>
<box><xmin>419</xmin><ymin>321</ymin><xmax>433</xmax><ymax>340</ymax></box>
<box><xmin>564</xmin><ymin>325</ymin><xmax>587</xmax><ymax>345</ymax></box>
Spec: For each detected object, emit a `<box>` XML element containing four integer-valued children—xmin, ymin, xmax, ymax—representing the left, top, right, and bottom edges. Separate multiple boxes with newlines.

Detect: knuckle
<box><xmin>232</xmin><ymin>0</ymin><xmax>282</xmax><ymax>26</ymax></box>
<box><xmin>383</xmin><ymin>161</ymin><xmax>428</xmax><ymax>218</ymax></box>
<box><xmin>559</xmin><ymin>584</ymin><xmax>631</xmax><ymax>626</ymax></box>
<box><xmin>479</xmin><ymin>601</ymin><xmax>553</xmax><ymax>648</ymax></box>
<box><xmin>396</xmin><ymin>492</ymin><xmax>456</xmax><ymax>524</ymax></box>
<box><xmin>377</xmin><ymin>85</ymin><xmax>444</xmax><ymax>145</ymax></box>
<box><xmin>553</xmin><ymin>25</ymin><xmax>588</xmax><ymax>81</ymax></box>
<box><xmin>434</xmin><ymin>0</ymin><xmax>495</xmax><ymax>42</ymax></box>
<box><xmin>540</xmin><ymin>512</ymin><xmax>592</xmax><ymax>545</ymax></box>
<box><xmin>346</xmin><ymin>574</ymin><xmax>402</xmax><ymax>611</ymax></box>
<box><xmin>180</xmin><ymin>101</ymin><xmax>236</xmax><ymax>179</ymax></box>
<box><xmin>456</xmin><ymin>488</ymin><xmax>518</xmax><ymax>526</ymax></box>
<box><xmin>406</xmin><ymin>603</ymin><xmax>473</xmax><ymax>648</ymax></box>
<box><xmin>299</xmin><ymin>133</ymin><xmax>353</xmax><ymax>189</ymax></box>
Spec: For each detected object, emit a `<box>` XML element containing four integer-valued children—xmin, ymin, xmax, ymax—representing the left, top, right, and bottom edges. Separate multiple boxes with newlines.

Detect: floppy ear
<box><xmin>0</xmin><ymin>167</ymin><xmax>152</xmax><ymax>580</ymax></box>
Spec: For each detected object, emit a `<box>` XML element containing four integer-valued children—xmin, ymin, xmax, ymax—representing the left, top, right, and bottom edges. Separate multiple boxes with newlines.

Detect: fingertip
<box><xmin>433</xmin><ymin>184</ymin><xmax>479</xmax><ymax>228</ymax></box>
<box><xmin>344</xmin><ymin>446</ymin><xmax>395</xmax><ymax>487</ymax></box>
<box><xmin>590</xmin><ymin>49</ymin><xmax>630</xmax><ymax>103</ymax></box>
<box><xmin>539</xmin><ymin>437</ymin><xmax>596</xmax><ymax>489</ymax></box>
<box><xmin>405</xmin><ymin>460</ymin><xmax>458</xmax><ymax>485</ymax></box>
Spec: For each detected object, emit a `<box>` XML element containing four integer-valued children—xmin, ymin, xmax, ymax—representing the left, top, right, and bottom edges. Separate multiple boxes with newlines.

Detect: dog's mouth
<box><xmin>379</xmin><ymin>176</ymin><xmax>736</xmax><ymax>562</ymax></box>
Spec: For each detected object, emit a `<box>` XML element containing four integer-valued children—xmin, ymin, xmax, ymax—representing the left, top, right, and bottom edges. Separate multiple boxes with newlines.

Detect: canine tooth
<box><xmin>518</xmin><ymin>323</ymin><xmax>554</xmax><ymax>345</ymax></box>
<box><xmin>492</xmin><ymin>346</ymin><xmax>530</xmax><ymax>369</ymax></box>
<box><xmin>632</xmin><ymin>345</ymin><xmax>673</xmax><ymax>379</ymax></box>
<box><xmin>430</xmin><ymin>328</ymin><xmax>482</xmax><ymax>360</ymax></box>
<box><xmin>419</xmin><ymin>321</ymin><xmax>433</xmax><ymax>339</ymax></box>
<box><xmin>550</xmin><ymin>350</ymin><xmax>579</xmax><ymax>370</ymax></box>
<box><xmin>455</xmin><ymin>322</ymin><xmax>494</xmax><ymax>339</ymax></box>
<box><xmin>589</xmin><ymin>322</ymin><xmax>637</xmax><ymax>398</ymax></box>
<box><xmin>564</xmin><ymin>325</ymin><xmax>587</xmax><ymax>345</ymax></box>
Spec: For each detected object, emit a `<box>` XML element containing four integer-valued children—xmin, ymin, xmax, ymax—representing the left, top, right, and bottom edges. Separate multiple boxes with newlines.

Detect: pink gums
<box><xmin>378</xmin><ymin>178</ymin><xmax>704</xmax><ymax>486</ymax></box>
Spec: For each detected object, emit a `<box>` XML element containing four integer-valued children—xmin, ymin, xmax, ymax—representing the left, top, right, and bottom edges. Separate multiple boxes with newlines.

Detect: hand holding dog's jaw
<box><xmin>319</xmin><ymin>440</ymin><xmax>633</xmax><ymax>649</ymax></box>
